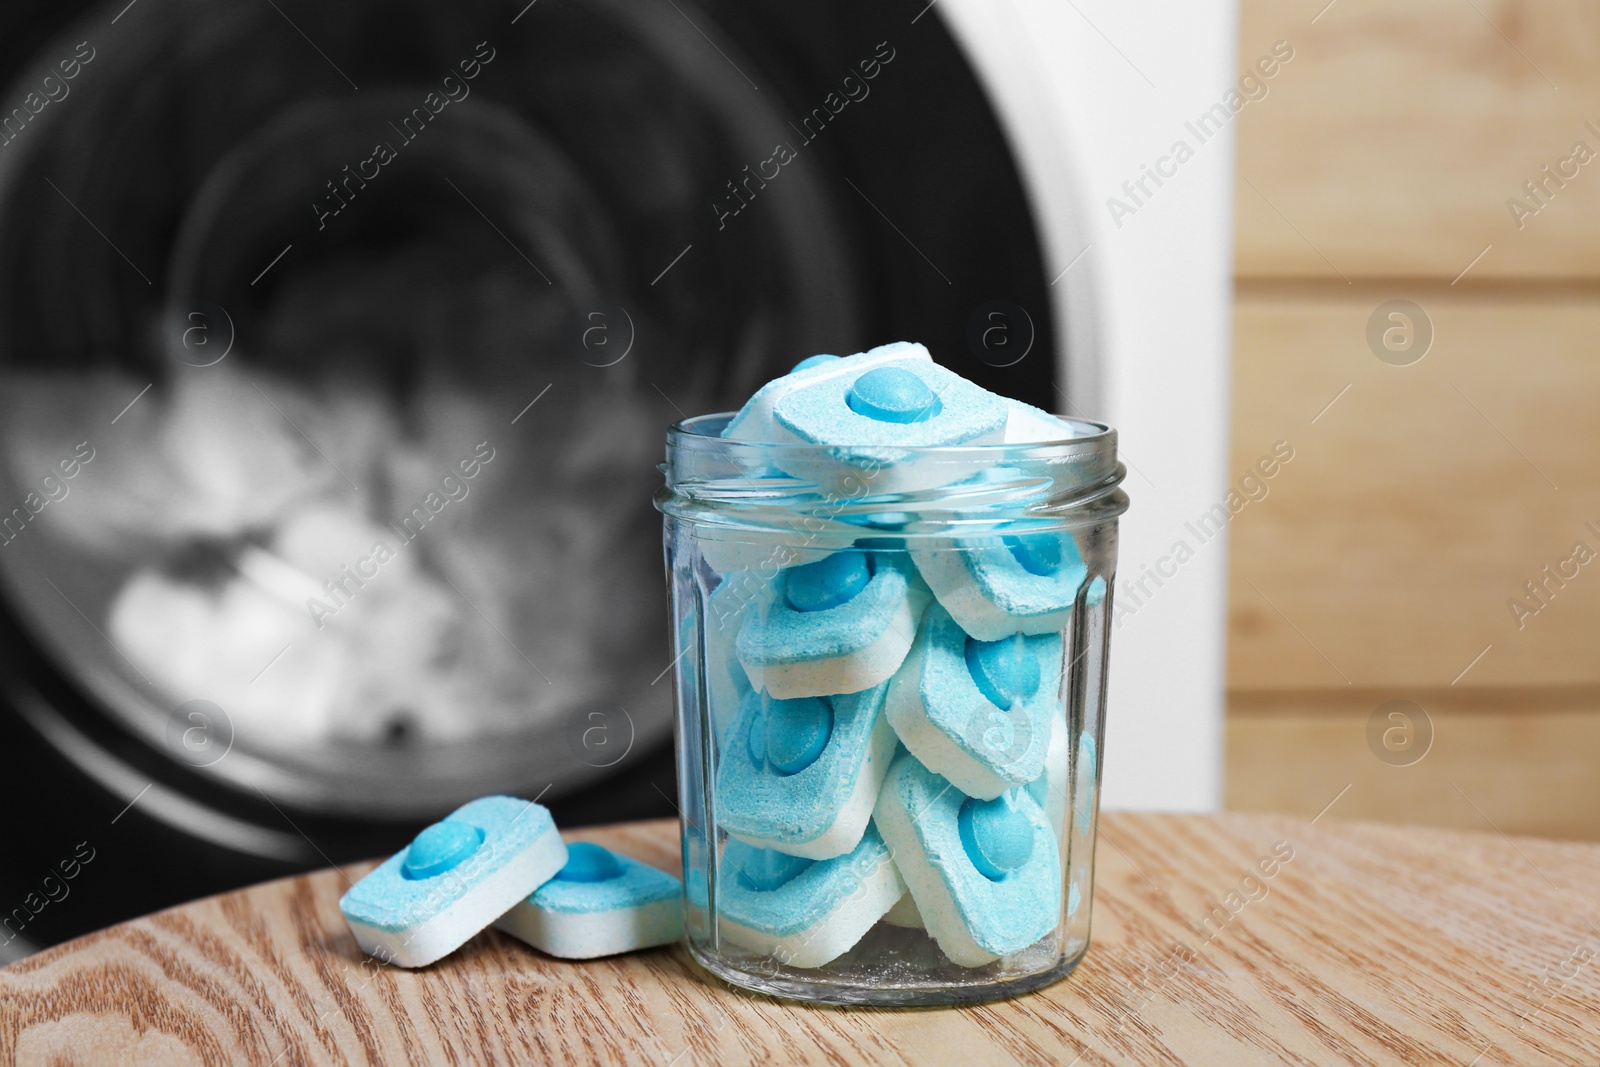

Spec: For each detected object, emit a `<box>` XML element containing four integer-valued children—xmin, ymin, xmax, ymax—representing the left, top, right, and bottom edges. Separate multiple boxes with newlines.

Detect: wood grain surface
<box><xmin>1228</xmin><ymin>287</ymin><xmax>1600</xmax><ymax>691</ymax></box>
<box><xmin>1226</xmin><ymin>686</ymin><xmax>1600</xmax><ymax>842</ymax></box>
<box><xmin>1234</xmin><ymin>0</ymin><xmax>1600</xmax><ymax>279</ymax></box>
<box><xmin>3</xmin><ymin>814</ymin><xmax>1599</xmax><ymax>1066</ymax></box>
<box><xmin>1225</xmin><ymin>0</ymin><xmax>1600</xmax><ymax>842</ymax></box>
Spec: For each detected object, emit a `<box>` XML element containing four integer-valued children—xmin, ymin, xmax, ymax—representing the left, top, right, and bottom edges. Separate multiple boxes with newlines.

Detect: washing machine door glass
<box><xmin>0</xmin><ymin>0</ymin><xmax>1058</xmax><ymax>822</ymax></box>
<box><xmin>0</xmin><ymin>0</ymin><xmax>868</xmax><ymax>815</ymax></box>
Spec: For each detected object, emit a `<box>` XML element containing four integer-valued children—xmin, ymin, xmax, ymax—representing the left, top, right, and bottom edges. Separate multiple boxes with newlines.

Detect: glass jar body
<box><xmin>658</xmin><ymin>416</ymin><xmax>1125</xmax><ymax>1006</ymax></box>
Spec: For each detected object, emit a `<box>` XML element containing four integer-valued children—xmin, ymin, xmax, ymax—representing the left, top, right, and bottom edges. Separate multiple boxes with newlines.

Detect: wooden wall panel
<box><xmin>1226</xmin><ymin>0</ymin><xmax>1600</xmax><ymax>841</ymax></box>
<box><xmin>1227</xmin><ymin>287</ymin><xmax>1600</xmax><ymax>691</ymax></box>
<box><xmin>1235</xmin><ymin>0</ymin><xmax>1600</xmax><ymax>279</ymax></box>
<box><xmin>1226</xmin><ymin>689</ymin><xmax>1600</xmax><ymax>841</ymax></box>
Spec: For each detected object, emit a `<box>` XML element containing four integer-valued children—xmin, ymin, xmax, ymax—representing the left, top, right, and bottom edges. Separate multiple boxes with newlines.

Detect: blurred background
<box><xmin>3</xmin><ymin>0</ymin><xmax>1591</xmax><ymax>962</ymax></box>
<box><xmin>1222</xmin><ymin>1</ymin><xmax>1600</xmax><ymax>843</ymax></box>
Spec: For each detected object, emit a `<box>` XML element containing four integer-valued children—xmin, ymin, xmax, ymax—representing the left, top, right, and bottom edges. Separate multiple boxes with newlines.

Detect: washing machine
<box><xmin>0</xmin><ymin>0</ymin><xmax>1235</xmax><ymax>958</ymax></box>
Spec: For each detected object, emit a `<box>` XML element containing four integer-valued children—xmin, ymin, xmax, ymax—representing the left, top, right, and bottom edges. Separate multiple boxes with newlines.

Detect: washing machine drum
<box><xmin>0</xmin><ymin>1</ymin><xmax>1055</xmax><ymax>843</ymax></box>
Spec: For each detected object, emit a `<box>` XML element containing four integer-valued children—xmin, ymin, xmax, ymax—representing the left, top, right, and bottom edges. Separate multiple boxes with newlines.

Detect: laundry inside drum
<box><xmin>0</xmin><ymin>0</ymin><xmax>862</xmax><ymax>816</ymax></box>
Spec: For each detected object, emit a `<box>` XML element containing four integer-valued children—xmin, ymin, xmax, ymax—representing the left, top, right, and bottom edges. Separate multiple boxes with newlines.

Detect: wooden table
<box><xmin>3</xmin><ymin>813</ymin><xmax>1598</xmax><ymax>1066</ymax></box>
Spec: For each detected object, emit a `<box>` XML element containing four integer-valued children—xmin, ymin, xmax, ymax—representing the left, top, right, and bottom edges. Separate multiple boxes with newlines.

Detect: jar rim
<box><xmin>658</xmin><ymin>410</ymin><xmax>1128</xmax><ymax>537</ymax></box>
<box><xmin>667</xmin><ymin>412</ymin><xmax>1117</xmax><ymax>458</ymax></box>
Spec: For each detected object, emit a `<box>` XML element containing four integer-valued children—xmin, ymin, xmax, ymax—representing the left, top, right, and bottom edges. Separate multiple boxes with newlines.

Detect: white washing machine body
<box><xmin>939</xmin><ymin>0</ymin><xmax>1240</xmax><ymax>811</ymax></box>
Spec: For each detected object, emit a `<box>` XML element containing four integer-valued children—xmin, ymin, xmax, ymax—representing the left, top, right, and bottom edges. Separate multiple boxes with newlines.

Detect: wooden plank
<box><xmin>4</xmin><ymin>815</ymin><xmax>1600</xmax><ymax>1065</ymax></box>
<box><xmin>1234</xmin><ymin>0</ymin><xmax>1600</xmax><ymax>279</ymax></box>
<box><xmin>1226</xmin><ymin>286</ymin><xmax>1600</xmax><ymax>690</ymax></box>
<box><xmin>1226</xmin><ymin>688</ymin><xmax>1600</xmax><ymax>841</ymax></box>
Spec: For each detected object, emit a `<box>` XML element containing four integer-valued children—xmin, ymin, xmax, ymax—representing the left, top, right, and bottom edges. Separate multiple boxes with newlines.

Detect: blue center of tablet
<box><xmin>749</xmin><ymin>696</ymin><xmax>832</xmax><ymax>774</ymax></box>
<box><xmin>738</xmin><ymin>847</ymin><xmax>815</xmax><ymax>892</ymax></box>
<box><xmin>846</xmin><ymin>367</ymin><xmax>942</xmax><ymax>423</ymax></box>
<box><xmin>555</xmin><ymin>841</ymin><xmax>625</xmax><ymax>883</ymax></box>
<box><xmin>1002</xmin><ymin>533</ymin><xmax>1063</xmax><ymax>576</ymax></box>
<box><xmin>402</xmin><ymin>821</ymin><xmax>484</xmax><ymax>880</ymax></box>
<box><xmin>785</xmin><ymin>553</ymin><xmax>871</xmax><ymax>612</ymax></box>
<box><xmin>958</xmin><ymin>794</ymin><xmax>1035</xmax><ymax>881</ymax></box>
<box><xmin>965</xmin><ymin>633</ymin><xmax>1041</xmax><ymax>708</ymax></box>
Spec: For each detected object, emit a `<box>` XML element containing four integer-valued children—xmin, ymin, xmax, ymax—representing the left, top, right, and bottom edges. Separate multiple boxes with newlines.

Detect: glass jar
<box><xmin>657</xmin><ymin>412</ymin><xmax>1127</xmax><ymax>1005</ymax></box>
